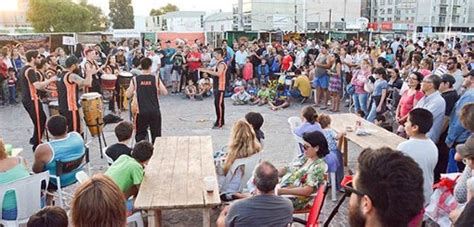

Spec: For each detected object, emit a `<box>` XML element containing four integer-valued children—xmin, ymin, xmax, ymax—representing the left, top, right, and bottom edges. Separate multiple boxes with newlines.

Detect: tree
<box><xmin>80</xmin><ymin>2</ymin><xmax>109</xmax><ymax>31</ymax></box>
<box><xmin>149</xmin><ymin>3</ymin><xmax>179</xmax><ymax>16</ymax></box>
<box><xmin>109</xmin><ymin>0</ymin><xmax>135</xmax><ymax>29</ymax></box>
<box><xmin>27</xmin><ymin>0</ymin><xmax>91</xmax><ymax>32</ymax></box>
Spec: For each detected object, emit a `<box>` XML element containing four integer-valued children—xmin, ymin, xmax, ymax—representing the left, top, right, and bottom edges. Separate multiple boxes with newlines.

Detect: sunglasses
<box><xmin>343</xmin><ymin>181</ymin><xmax>365</xmax><ymax>197</ymax></box>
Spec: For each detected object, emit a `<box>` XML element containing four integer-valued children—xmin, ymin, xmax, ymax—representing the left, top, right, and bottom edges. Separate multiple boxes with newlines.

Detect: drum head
<box><xmin>119</xmin><ymin>72</ymin><xmax>133</xmax><ymax>77</ymax></box>
<box><xmin>81</xmin><ymin>92</ymin><xmax>102</xmax><ymax>100</ymax></box>
<box><xmin>102</xmin><ymin>74</ymin><xmax>117</xmax><ymax>80</ymax></box>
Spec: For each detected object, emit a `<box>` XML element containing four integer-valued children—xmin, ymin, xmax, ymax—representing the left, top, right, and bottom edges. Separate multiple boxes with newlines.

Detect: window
<box><xmin>388</xmin><ymin>0</ymin><xmax>393</xmax><ymax>4</ymax></box>
<box><xmin>380</xmin><ymin>0</ymin><xmax>385</xmax><ymax>5</ymax></box>
<box><xmin>388</xmin><ymin>8</ymin><xmax>393</xmax><ymax>14</ymax></box>
<box><xmin>387</xmin><ymin>17</ymin><xmax>392</xmax><ymax>21</ymax></box>
<box><xmin>380</xmin><ymin>17</ymin><xmax>384</xmax><ymax>21</ymax></box>
<box><xmin>439</xmin><ymin>16</ymin><xmax>446</xmax><ymax>23</ymax></box>
<box><xmin>440</xmin><ymin>7</ymin><xmax>447</xmax><ymax>14</ymax></box>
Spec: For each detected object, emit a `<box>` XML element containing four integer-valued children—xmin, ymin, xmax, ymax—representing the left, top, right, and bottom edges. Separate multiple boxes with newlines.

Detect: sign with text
<box><xmin>113</xmin><ymin>29</ymin><xmax>141</xmax><ymax>38</ymax></box>
<box><xmin>62</xmin><ymin>36</ymin><xmax>76</xmax><ymax>46</ymax></box>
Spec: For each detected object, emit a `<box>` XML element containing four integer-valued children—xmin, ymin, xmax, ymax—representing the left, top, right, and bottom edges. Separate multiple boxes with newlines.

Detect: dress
<box><xmin>328</xmin><ymin>63</ymin><xmax>341</xmax><ymax>93</ymax></box>
<box><xmin>280</xmin><ymin>157</ymin><xmax>326</xmax><ymax>209</ymax></box>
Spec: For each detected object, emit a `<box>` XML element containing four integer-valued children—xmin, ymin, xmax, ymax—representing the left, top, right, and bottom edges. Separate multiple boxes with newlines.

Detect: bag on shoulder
<box><xmin>363</xmin><ymin>76</ymin><xmax>375</xmax><ymax>93</ymax></box>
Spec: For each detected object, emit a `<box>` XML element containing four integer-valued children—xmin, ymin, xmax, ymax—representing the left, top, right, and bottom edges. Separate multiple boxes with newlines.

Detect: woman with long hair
<box><xmin>395</xmin><ymin>71</ymin><xmax>425</xmax><ymax>137</ymax></box>
<box><xmin>351</xmin><ymin>59</ymin><xmax>372</xmax><ymax>115</ymax></box>
<box><xmin>395</xmin><ymin>45</ymin><xmax>405</xmax><ymax>69</ymax></box>
<box><xmin>71</xmin><ymin>174</ymin><xmax>127</xmax><ymax>227</ymax></box>
<box><xmin>216</xmin><ymin>119</ymin><xmax>262</xmax><ymax>201</ymax></box>
<box><xmin>328</xmin><ymin>53</ymin><xmax>342</xmax><ymax>112</ymax></box>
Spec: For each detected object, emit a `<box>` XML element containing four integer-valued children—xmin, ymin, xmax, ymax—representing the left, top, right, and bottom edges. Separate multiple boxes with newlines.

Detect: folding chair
<box><xmin>292</xmin><ymin>183</ymin><xmax>329</xmax><ymax>227</ymax></box>
<box><xmin>50</xmin><ymin>145</ymin><xmax>91</xmax><ymax>208</ymax></box>
<box><xmin>0</xmin><ymin>172</ymin><xmax>49</xmax><ymax>227</ymax></box>
<box><xmin>102</xmin><ymin>146</ymin><xmax>114</xmax><ymax>166</ymax></box>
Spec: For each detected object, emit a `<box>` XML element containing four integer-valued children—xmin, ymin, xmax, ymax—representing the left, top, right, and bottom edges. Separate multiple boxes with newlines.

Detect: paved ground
<box><xmin>0</xmin><ymin>95</ymin><xmax>363</xmax><ymax>226</ymax></box>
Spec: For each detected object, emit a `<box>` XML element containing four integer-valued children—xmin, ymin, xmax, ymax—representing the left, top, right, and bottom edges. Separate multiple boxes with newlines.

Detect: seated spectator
<box><xmin>269</xmin><ymin>84</ymin><xmax>290</xmax><ymax>111</ymax></box>
<box><xmin>0</xmin><ymin>139</ymin><xmax>30</xmax><ymax>220</ymax></box>
<box><xmin>294</xmin><ymin>106</ymin><xmax>322</xmax><ymax>137</ymax></box>
<box><xmin>278</xmin><ymin>131</ymin><xmax>329</xmax><ymax>209</ymax></box>
<box><xmin>71</xmin><ymin>174</ymin><xmax>127</xmax><ymax>227</ymax></box>
<box><xmin>216</xmin><ymin>161</ymin><xmax>293</xmax><ymax>227</ymax></box>
<box><xmin>251</xmin><ymin>82</ymin><xmax>271</xmax><ymax>106</ymax></box>
<box><xmin>397</xmin><ymin>108</ymin><xmax>438</xmax><ymax>206</ymax></box>
<box><xmin>256</xmin><ymin>58</ymin><xmax>270</xmax><ymax>84</ymax></box>
<box><xmin>32</xmin><ymin>115</ymin><xmax>85</xmax><ymax>200</ymax></box>
<box><xmin>245</xmin><ymin>112</ymin><xmax>265</xmax><ymax>143</ymax></box>
<box><xmin>453</xmin><ymin>177</ymin><xmax>474</xmax><ymax>227</ymax></box>
<box><xmin>290</xmin><ymin>69</ymin><xmax>311</xmax><ymax>104</ymax></box>
<box><xmin>27</xmin><ymin>206</ymin><xmax>68</xmax><ymax>227</ymax></box>
<box><xmin>216</xmin><ymin>120</ymin><xmax>262</xmax><ymax>201</ymax></box>
<box><xmin>317</xmin><ymin>114</ymin><xmax>344</xmax><ymax>190</ymax></box>
<box><xmin>198</xmin><ymin>72</ymin><xmax>212</xmax><ymax>97</ymax></box>
<box><xmin>374</xmin><ymin>114</ymin><xmax>393</xmax><ymax>132</ymax></box>
<box><xmin>105</xmin><ymin>121</ymin><xmax>133</xmax><ymax>162</ymax></box>
<box><xmin>231</xmin><ymin>86</ymin><xmax>251</xmax><ymax>105</ymax></box>
<box><xmin>246</xmin><ymin>79</ymin><xmax>258</xmax><ymax>96</ymax></box>
<box><xmin>347</xmin><ymin>147</ymin><xmax>424</xmax><ymax>227</ymax></box>
<box><xmin>105</xmin><ymin>141</ymin><xmax>153</xmax><ymax>199</ymax></box>
<box><xmin>184</xmin><ymin>79</ymin><xmax>201</xmax><ymax>100</ymax></box>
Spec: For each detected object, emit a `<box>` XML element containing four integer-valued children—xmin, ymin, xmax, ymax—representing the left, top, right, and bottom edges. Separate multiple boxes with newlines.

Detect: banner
<box><xmin>62</xmin><ymin>36</ymin><xmax>76</xmax><ymax>46</ymax></box>
<box><xmin>156</xmin><ymin>32</ymin><xmax>205</xmax><ymax>48</ymax></box>
<box><xmin>113</xmin><ymin>29</ymin><xmax>141</xmax><ymax>38</ymax></box>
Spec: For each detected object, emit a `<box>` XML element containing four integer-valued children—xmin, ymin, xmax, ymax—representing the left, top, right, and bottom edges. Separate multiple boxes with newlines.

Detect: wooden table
<box><xmin>134</xmin><ymin>136</ymin><xmax>221</xmax><ymax>227</ymax></box>
<box><xmin>330</xmin><ymin>113</ymin><xmax>406</xmax><ymax>166</ymax></box>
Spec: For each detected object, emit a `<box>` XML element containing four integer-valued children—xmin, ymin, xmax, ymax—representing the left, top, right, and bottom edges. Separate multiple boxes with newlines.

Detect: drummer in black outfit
<box><xmin>199</xmin><ymin>48</ymin><xmax>227</xmax><ymax>129</ymax></box>
<box><xmin>19</xmin><ymin>50</ymin><xmax>56</xmax><ymax>150</ymax></box>
<box><xmin>57</xmin><ymin>56</ymin><xmax>93</xmax><ymax>134</ymax></box>
<box><xmin>84</xmin><ymin>48</ymin><xmax>102</xmax><ymax>93</ymax></box>
<box><xmin>126</xmin><ymin>57</ymin><xmax>167</xmax><ymax>143</ymax></box>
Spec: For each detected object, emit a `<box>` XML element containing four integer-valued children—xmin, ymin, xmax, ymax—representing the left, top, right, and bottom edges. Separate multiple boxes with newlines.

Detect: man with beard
<box><xmin>57</xmin><ymin>56</ymin><xmax>92</xmax><ymax>134</ymax></box>
<box><xmin>347</xmin><ymin>147</ymin><xmax>424</xmax><ymax>227</ymax></box>
<box><xmin>20</xmin><ymin>50</ymin><xmax>56</xmax><ymax>150</ymax></box>
<box><xmin>45</xmin><ymin>55</ymin><xmax>63</xmax><ymax>100</ymax></box>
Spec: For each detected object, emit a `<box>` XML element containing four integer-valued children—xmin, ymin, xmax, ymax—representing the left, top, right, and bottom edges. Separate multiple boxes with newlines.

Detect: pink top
<box><xmin>399</xmin><ymin>89</ymin><xmax>424</xmax><ymax>118</ymax></box>
<box><xmin>419</xmin><ymin>69</ymin><xmax>431</xmax><ymax>77</ymax></box>
<box><xmin>243</xmin><ymin>63</ymin><xmax>253</xmax><ymax>81</ymax></box>
<box><xmin>351</xmin><ymin>69</ymin><xmax>370</xmax><ymax>94</ymax></box>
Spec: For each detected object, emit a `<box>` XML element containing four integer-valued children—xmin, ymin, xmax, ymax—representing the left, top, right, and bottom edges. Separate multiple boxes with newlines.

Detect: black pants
<box><xmin>434</xmin><ymin>130</ymin><xmax>450</xmax><ymax>183</ymax></box>
<box><xmin>60</xmin><ymin>109</ymin><xmax>81</xmax><ymax>134</ymax></box>
<box><xmin>214</xmin><ymin>91</ymin><xmax>225</xmax><ymax>127</ymax></box>
<box><xmin>135</xmin><ymin>111</ymin><xmax>162</xmax><ymax>143</ymax></box>
<box><xmin>23</xmin><ymin>100</ymin><xmax>47</xmax><ymax>151</ymax></box>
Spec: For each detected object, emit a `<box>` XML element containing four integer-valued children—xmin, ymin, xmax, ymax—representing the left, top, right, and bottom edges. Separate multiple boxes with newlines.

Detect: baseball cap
<box><xmin>456</xmin><ymin>136</ymin><xmax>474</xmax><ymax>158</ymax></box>
<box><xmin>440</xmin><ymin>74</ymin><xmax>456</xmax><ymax>86</ymax></box>
<box><xmin>65</xmin><ymin>56</ymin><xmax>79</xmax><ymax>68</ymax></box>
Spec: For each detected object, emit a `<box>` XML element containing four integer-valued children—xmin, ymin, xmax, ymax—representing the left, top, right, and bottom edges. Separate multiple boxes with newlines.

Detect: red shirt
<box><xmin>187</xmin><ymin>52</ymin><xmax>202</xmax><ymax>71</ymax></box>
<box><xmin>281</xmin><ymin>55</ymin><xmax>293</xmax><ymax>71</ymax></box>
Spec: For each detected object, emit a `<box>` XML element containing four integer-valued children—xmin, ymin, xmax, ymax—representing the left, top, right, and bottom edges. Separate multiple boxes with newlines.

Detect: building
<box><xmin>232</xmin><ymin>0</ymin><xmax>361</xmax><ymax>32</ymax></box>
<box><xmin>163</xmin><ymin>11</ymin><xmax>206</xmax><ymax>32</ymax></box>
<box><xmin>204</xmin><ymin>12</ymin><xmax>233</xmax><ymax>32</ymax></box>
<box><xmin>0</xmin><ymin>0</ymin><xmax>33</xmax><ymax>33</ymax></box>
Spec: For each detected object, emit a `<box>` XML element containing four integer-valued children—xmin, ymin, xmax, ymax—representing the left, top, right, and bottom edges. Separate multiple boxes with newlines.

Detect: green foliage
<box><xmin>80</xmin><ymin>2</ymin><xmax>109</xmax><ymax>31</ymax></box>
<box><xmin>109</xmin><ymin>0</ymin><xmax>135</xmax><ymax>29</ymax></box>
<box><xmin>149</xmin><ymin>3</ymin><xmax>179</xmax><ymax>16</ymax></box>
<box><xmin>27</xmin><ymin>0</ymin><xmax>108</xmax><ymax>32</ymax></box>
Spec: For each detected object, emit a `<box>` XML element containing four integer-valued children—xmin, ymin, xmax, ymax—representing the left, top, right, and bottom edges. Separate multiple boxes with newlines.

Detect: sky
<box><xmin>89</xmin><ymin>0</ymin><xmax>236</xmax><ymax>16</ymax></box>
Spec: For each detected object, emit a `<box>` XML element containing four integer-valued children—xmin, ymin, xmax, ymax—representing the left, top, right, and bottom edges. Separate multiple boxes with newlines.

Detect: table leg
<box><xmin>203</xmin><ymin>208</ymin><xmax>211</xmax><ymax>227</ymax></box>
<box><xmin>147</xmin><ymin>209</ymin><xmax>162</xmax><ymax>227</ymax></box>
<box><xmin>342</xmin><ymin>136</ymin><xmax>348</xmax><ymax>167</ymax></box>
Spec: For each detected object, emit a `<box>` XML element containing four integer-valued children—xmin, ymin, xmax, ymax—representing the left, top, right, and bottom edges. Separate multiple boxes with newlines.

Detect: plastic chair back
<box><xmin>306</xmin><ymin>183</ymin><xmax>329</xmax><ymax>227</ymax></box>
<box><xmin>288</xmin><ymin>116</ymin><xmax>302</xmax><ymax>131</ymax></box>
<box><xmin>220</xmin><ymin>152</ymin><xmax>262</xmax><ymax>193</ymax></box>
<box><xmin>75</xmin><ymin>171</ymin><xmax>90</xmax><ymax>184</ymax></box>
<box><xmin>102</xmin><ymin>146</ymin><xmax>114</xmax><ymax>165</ymax></box>
<box><xmin>0</xmin><ymin>172</ymin><xmax>49</xmax><ymax>224</ymax></box>
<box><xmin>55</xmin><ymin>146</ymin><xmax>89</xmax><ymax>176</ymax></box>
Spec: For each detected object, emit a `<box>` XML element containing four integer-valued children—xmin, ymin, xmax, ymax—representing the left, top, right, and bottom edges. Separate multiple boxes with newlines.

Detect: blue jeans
<box><xmin>353</xmin><ymin>93</ymin><xmax>368</xmax><ymax>115</ymax></box>
<box><xmin>8</xmin><ymin>86</ymin><xmax>16</xmax><ymax>103</ymax></box>
<box><xmin>367</xmin><ymin>101</ymin><xmax>377</xmax><ymax>123</ymax></box>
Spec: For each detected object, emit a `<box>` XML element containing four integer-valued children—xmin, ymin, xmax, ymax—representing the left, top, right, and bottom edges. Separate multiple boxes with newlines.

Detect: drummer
<box><xmin>57</xmin><ymin>56</ymin><xmax>93</xmax><ymax>134</ymax></box>
<box><xmin>103</xmin><ymin>55</ymin><xmax>121</xmax><ymax>112</ymax></box>
<box><xmin>84</xmin><ymin>48</ymin><xmax>102</xmax><ymax>93</ymax></box>
<box><xmin>45</xmin><ymin>55</ymin><xmax>63</xmax><ymax>100</ymax></box>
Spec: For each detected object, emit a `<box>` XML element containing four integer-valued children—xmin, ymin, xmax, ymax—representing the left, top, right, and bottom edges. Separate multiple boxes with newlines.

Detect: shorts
<box><xmin>312</xmin><ymin>74</ymin><xmax>329</xmax><ymax>89</ymax></box>
<box><xmin>171</xmin><ymin>70</ymin><xmax>181</xmax><ymax>82</ymax></box>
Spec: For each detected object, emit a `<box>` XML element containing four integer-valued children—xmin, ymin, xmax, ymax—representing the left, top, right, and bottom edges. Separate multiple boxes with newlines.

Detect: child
<box><xmin>396</xmin><ymin>108</ymin><xmax>438</xmax><ymax>206</ymax></box>
<box><xmin>242</xmin><ymin>57</ymin><xmax>253</xmax><ymax>81</ymax></box>
<box><xmin>105</xmin><ymin>140</ymin><xmax>154</xmax><ymax>199</ymax></box>
<box><xmin>185</xmin><ymin>79</ymin><xmax>201</xmax><ymax>100</ymax></box>
<box><xmin>374</xmin><ymin>114</ymin><xmax>393</xmax><ymax>132</ymax></box>
<box><xmin>317</xmin><ymin>114</ymin><xmax>344</xmax><ymax>190</ymax></box>
<box><xmin>198</xmin><ymin>72</ymin><xmax>213</xmax><ymax>97</ymax></box>
<box><xmin>269</xmin><ymin>84</ymin><xmax>290</xmax><ymax>111</ymax></box>
<box><xmin>171</xmin><ymin>47</ymin><xmax>185</xmax><ymax>94</ymax></box>
<box><xmin>105</xmin><ymin>121</ymin><xmax>133</xmax><ymax>162</ymax></box>
<box><xmin>231</xmin><ymin>86</ymin><xmax>251</xmax><ymax>105</ymax></box>
<box><xmin>256</xmin><ymin>58</ymin><xmax>270</xmax><ymax>85</ymax></box>
<box><xmin>251</xmin><ymin>82</ymin><xmax>271</xmax><ymax>106</ymax></box>
<box><xmin>247</xmin><ymin>79</ymin><xmax>258</xmax><ymax>96</ymax></box>
<box><xmin>7</xmin><ymin>68</ymin><xmax>17</xmax><ymax>105</ymax></box>
<box><xmin>245</xmin><ymin>112</ymin><xmax>265</xmax><ymax>144</ymax></box>
<box><xmin>233</xmin><ymin>76</ymin><xmax>246</xmax><ymax>89</ymax></box>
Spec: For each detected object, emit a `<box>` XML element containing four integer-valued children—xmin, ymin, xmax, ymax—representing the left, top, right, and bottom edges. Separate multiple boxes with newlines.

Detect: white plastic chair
<box><xmin>127</xmin><ymin>211</ymin><xmax>144</xmax><ymax>227</ymax></box>
<box><xmin>219</xmin><ymin>152</ymin><xmax>263</xmax><ymax>194</ymax></box>
<box><xmin>75</xmin><ymin>171</ymin><xmax>90</xmax><ymax>184</ymax></box>
<box><xmin>0</xmin><ymin>171</ymin><xmax>49</xmax><ymax>227</ymax></box>
<box><xmin>102</xmin><ymin>146</ymin><xmax>114</xmax><ymax>166</ymax></box>
<box><xmin>288</xmin><ymin>116</ymin><xmax>304</xmax><ymax>157</ymax></box>
<box><xmin>288</xmin><ymin>116</ymin><xmax>302</xmax><ymax>132</ymax></box>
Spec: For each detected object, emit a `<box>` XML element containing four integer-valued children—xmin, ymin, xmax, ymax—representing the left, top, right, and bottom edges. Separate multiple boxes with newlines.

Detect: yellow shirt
<box><xmin>294</xmin><ymin>75</ymin><xmax>311</xmax><ymax>97</ymax></box>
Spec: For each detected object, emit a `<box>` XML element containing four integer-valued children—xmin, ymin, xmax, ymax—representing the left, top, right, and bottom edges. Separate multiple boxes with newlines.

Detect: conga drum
<box><xmin>48</xmin><ymin>101</ymin><xmax>59</xmax><ymax>117</ymax></box>
<box><xmin>80</xmin><ymin>92</ymin><xmax>104</xmax><ymax>137</ymax></box>
<box><xmin>101</xmin><ymin>74</ymin><xmax>117</xmax><ymax>100</ymax></box>
<box><xmin>118</xmin><ymin>72</ymin><xmax>133</xmax><ymax>110</ymax></box>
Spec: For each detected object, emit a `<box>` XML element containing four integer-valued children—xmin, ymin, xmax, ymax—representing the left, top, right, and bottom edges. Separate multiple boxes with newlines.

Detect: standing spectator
<box><xmin>235</xmin><ymin>44</ymin><xmax>248</xmax><ymax>77</ymax></box>
<box><xmin>347</xmin><ymin>147</ymin><xmax>424</xmax><ymax>227</ymax></box>
<box><xmin>10</xmin><ymin>47</ymin><xmax>24</xmax><ymax>74</ymax></box>
<box><xmin>367</xmin><ymin>67</ymin><xmax>389</xmax><ymax>122</ymax></box>
<box><xmin>187</xmin><ymin>45</ymin><xmax>202</xmax><ymax>83</ymax></box>
<box><xmin>162</xmin><ymin>40</ymin><xmax>176</xmax><ymax>87</ymax></box>
<box><xmin>350</xmin><ymin>59</ymin><xmax>371</xmax><ymax>115</ymax></box>
<box><xmin>242</xmin><ymin>57</ymin><xmax>253</xmax><ymax>81</ymax></box>
<box><xmin>445</xmin><ymin>57</ymin><xmax>465</xmax><ymax>94</ymax></box>
<box><xmin>7</xmin><ymin>68</ymin><xmax>17</xmax><ymax>104</ymax></box>
<box><xmin>293</xmin><ymin>43</ymin><xmax>306</xmax><ymax>69</ymax></box>
<box><xmin>171</xmin><ymin>47</ymin><xmax>185</xmax><ymax>94</ymax></box>
<box><xmin>433</xmin><ymin>51</ymin><xmax>450</xmax><ymax>76</ymax></box>
<box><xmin>415</xmin><ymin>74</ymin><xmax>446</xmax><ymax>143</ymax></box>
<box><xmin>0</xmin><ymin>51</ymin><xmax>8</xmax><ymax>106</ymax></box>
<box><xmin>328</xmin><ymin>53</ymin><xmax>342</xmax><ymax>112</ymax></box>
<box><xmin>395</xmin><ymin>72</ymin><xmax>424</xmax><ymax>137</ymax></box>
<box><xmin>256</xmin><ymin>58</ymin><xmax>270</xmax><ymax>84</ymax></box>
<box><xmin>313</xmin><ymin>44</ymin><xmax>334</xmax><ymax>109</ymax></box>
<box><xmin>281</xmin><ymin>50</ymin><xmax>293</xmax><ymax>72</ymax></box>
<box><xmin>56</xmin><ymin>47</ymin><xmax>68</xmax><ymax>68</ymax></box>
<box><xmin>99</xmin><ymin>34</ymin><xmax>111</xmax><ymax>56</ymax></box>
<box><xmin>397</xmin><ymin>108</ymin><xmax>438</xmax><ymax>206</ymax></box>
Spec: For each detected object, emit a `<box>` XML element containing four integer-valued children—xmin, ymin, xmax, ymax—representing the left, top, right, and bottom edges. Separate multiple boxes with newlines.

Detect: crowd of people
<box><xmin>0</xmin><ymin>33</ymin><xmax>474</xmax><ymax>227</ymax></box>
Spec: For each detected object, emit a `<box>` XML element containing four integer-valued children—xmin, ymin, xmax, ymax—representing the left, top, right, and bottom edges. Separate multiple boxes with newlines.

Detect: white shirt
<box><xmin>235</xmin><ymin>50</ymin><xmax>248</xmax><ymax>65</ymax></box>
<box><xmin>294</xmin><ymin>50</ymin><xmax>306</xmax><ymax>67</ymax></box>
<box><xmin>150</xmin><ymin>54</ymin><xmax>161</xmax><ymax>75</ymax></box>
<box><xmin>397</xmin><ymin>138</ymin><xmax>438</xmax><ymax>206</ymax></box>
<box><xmin>415</xmin><ymin>91</ymin><xmax>446</xmax><ymax>143</ymax></box>
<box><xmin>342</xmin><ymin>54</ymin><xmax>353</xmax><ymax>72</ymax></box>
<box><xmin>449</xmin><ymin>69</ymin><xmax>464</xmax><ymax>94</ymax></box>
